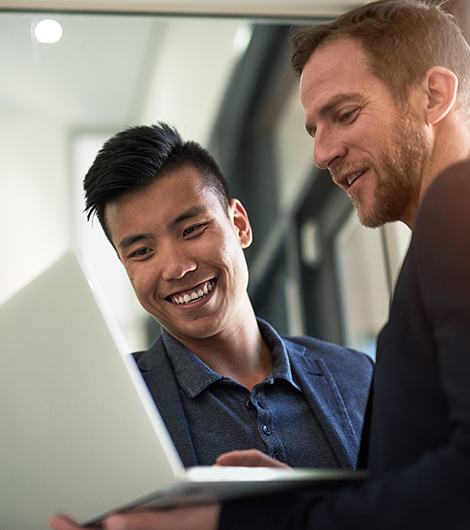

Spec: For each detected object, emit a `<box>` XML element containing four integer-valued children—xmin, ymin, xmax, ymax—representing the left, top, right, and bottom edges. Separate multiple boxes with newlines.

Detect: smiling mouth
<box><xmin>168</xmin><ymin>279</ymin><xmax>216</xmax><ymax>305</ymax></box>
<box><xmin>346</xmin><ymin>170</ymin><xmax>365</xmax><ymax>186</ymax></box>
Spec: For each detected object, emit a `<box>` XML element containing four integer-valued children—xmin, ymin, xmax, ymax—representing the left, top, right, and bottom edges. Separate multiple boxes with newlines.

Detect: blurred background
<box><xmin>1</xmin><ymin>0</ymin><xmax>468</xmax><ymax>358</ymax></box>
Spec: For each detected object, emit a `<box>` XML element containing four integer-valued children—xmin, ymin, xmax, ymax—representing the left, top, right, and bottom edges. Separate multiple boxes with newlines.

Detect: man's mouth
<box><xmin>168</xmin><ymin>279</ymin><xmax>216</xmax><ymax>305</ymax></box>
<box><xmin>346</xmin><ymin>170</ymin><xmax>364</xmax><ymax>186</ymax></box>
<box><xmin>331</xmin><ymin>166</ymin><xmax>367</xmax><ymax>189</ymax></box>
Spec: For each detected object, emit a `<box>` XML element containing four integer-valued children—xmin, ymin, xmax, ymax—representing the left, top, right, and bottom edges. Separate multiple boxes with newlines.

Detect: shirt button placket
<box><xmin>262</xmin><ymin>424</ymin><xmax>272</xmax><ymax>435</ymax></box>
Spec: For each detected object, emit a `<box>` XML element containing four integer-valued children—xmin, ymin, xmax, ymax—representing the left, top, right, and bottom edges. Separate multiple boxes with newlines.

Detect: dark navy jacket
<box><xmin>219</xmin><ymin>161</ymin><xmax>470</xmax><ymax>530</ymax></box>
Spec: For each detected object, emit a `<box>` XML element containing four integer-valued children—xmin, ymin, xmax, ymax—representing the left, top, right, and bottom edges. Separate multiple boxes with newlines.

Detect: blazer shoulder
<box><xmin>284</xmin><ymin>334</ymin><xmax>374</xmax><ymax>370</ymax></box>
<box><xmin>132</xmin><ymin>335</ymin><xmax>168</xmax><ymax>372</ymax></box>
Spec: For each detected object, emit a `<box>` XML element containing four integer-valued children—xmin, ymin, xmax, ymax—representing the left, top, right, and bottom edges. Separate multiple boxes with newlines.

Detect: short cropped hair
<box><xmin>84</xmin><ymin>122</ymin><xmax>231</xmax><ymax>244</ymax></box>
<box><xmin>291</xmin><ymin>0</ymin><xmax>470</xmax><ymax>116</ymax></box>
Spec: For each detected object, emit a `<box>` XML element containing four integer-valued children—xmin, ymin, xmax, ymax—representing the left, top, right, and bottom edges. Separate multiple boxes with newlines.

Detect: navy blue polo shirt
<box><xmin>162</xmin><ymin>320</ymin><xmax>341</xmax><ymax>468</ymax></box>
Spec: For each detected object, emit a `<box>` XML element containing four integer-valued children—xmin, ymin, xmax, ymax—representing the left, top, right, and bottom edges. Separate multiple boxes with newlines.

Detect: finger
<box><xmin>216</xmin><ymin>449</ymin><xmax>289</xmax><ymax>468</ymax></box>
<box><xmin>216</xmin><ymin>449</ymin><xmax>268</xmax><ymax>466</ymax></box>
<box><xmin>104</xmin><ymin>505</ymin><xmax>220</xmax><ymax>530</ymax></box>
<box><xmin>104</xmin><ymin>512</ymin><xmax>157</xmax><ymax>530</ymax></box>
<box><xmin>48</xmin><ymin>515</ymin><xmax>100</xmax><ymax>530</ymax></box>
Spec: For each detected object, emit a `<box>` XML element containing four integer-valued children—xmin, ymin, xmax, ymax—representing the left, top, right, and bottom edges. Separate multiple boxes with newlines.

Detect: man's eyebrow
<box><xmin>305</xmin><ymin>93</ymin><xmax>362</xmax><ymax>137</ymax></box>
<box><xmin>169</xmin><ymin>205</ymin><xmax>208</xmax><ymax>230</ymax></box>
<box><xmin>118</xmin><ymin>233</ymin><xmax>153</xmax><ymax>251</ymax></box>
<box><xmin>320</xmin><ymin>93</ymin><xmax>362</xmax><ymax>117</ymax></box>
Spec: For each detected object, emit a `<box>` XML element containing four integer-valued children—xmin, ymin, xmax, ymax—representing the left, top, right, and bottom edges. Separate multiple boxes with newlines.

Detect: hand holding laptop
<box><xmin>215</xmin><ymin>450</ymin><xmax>290</xmax><ymax>469</ymax></box>
<box><xmin>48</xmin><ymin>452</ymin><xmax>281</xmax><ymax>530</ymax></box>
<box><xmin>49</xmin><ymin>505</ymin><xmax>221</xmax><ymax>530</ymax></box>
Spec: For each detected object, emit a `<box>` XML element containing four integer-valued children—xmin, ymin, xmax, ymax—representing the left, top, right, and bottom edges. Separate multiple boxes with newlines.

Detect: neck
<box><xmin>167</xmin><ymin>298</ymin><xmax>274</xmax><ymax>391</ymax></box>
<box><xmin>406</xmin><ymin>118</ymin><xmax>470</xmax><ymax>230</ymax></box>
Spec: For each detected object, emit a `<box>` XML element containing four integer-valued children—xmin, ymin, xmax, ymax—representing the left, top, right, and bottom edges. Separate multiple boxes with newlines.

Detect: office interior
<box><xmin>1</xmin><ymin>0</ymin><xmax>467</xmax><ymax>359</ymax></box>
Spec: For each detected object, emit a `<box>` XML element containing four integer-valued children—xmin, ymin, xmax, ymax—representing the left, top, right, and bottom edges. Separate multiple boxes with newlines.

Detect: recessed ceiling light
<box><xmin>34</xmin><ymin>19</ymin><xmax>63</xmax><ymax>44</ymax></box>
<box><xmin>232</xmin><ymin>24</ymin><xmax>253</xmax><ymax>57</ymax></box>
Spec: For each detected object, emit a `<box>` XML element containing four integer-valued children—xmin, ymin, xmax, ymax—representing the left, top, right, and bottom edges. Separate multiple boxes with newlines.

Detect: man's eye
<box><xmin>132</xmin><ymin>248</ymin><xmax>151</xmax><ymax>257</ymax></box>
<box><xmin>183</xmin><ymin>224</ymin><xmax>205</xmax><ymax>237</ymax></box>
<box><xmin>184</xmin><ymin>226</ymin><xmax>196</xmax><ymax>236</ymax></box>
<box><xmin>338</xmin><ymin>108</ymin><xmax>359</xmax><ymax>124</ymax></box>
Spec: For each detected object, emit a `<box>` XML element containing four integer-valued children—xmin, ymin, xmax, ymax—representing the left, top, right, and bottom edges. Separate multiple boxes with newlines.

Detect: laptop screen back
<box><xmin>0</xmin><ymin>252</ymin><xmax>183</xmax><ymax>529</ymax></box>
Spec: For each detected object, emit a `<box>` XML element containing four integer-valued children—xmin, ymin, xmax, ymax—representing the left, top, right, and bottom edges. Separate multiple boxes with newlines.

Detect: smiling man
<box><xmin>49</xmin><ymin>1</ymin><xmax>470</xmax><ymax>529</ymax></box>
<box><xmin>301</xmin><ymin>40</ymin><xmax>428</xmax><ymax>229</ymax></box>
<box><xmin>299</xmin><ymin>39</ymin><xmax>430</xmax><ymax>231</ymax></box>
<box><xmin>77</xmin><ymin>122</ymin><xmax>372</xmax><ymax>470</ymax></box>
<box><xmin>216</xmin><ymin>0</ymin><xmax>470</xmax><ymax>527</ymax></box>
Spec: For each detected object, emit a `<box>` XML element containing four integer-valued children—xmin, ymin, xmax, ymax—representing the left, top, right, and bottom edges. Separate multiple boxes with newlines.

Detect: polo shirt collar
<box><xmin>162</xmin><ymin>318</ymin><xmax>300</xmax><ymax>398</ymax></box>
<box><xmin>162</xmin><ymin>330</ymin><xmax>223</xmax><ymax>398</ymax></box>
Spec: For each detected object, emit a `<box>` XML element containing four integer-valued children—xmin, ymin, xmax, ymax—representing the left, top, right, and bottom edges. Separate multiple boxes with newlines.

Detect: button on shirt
<box><xmin>163</xmin><ymin>319</ymin><xmax>341</xmax><ymax>468</ymax></box>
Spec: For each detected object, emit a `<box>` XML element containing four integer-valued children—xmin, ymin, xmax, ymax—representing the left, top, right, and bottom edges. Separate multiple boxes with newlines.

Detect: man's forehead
<box><xmin>109</xmin><ymin>167</ymin><xmax>207</xmax><ymax>205</ymax></box>
<box><xmin>108</xmin><ymin>171</ymin><xmax>225</xmax><ymax>227</ymax></box>
<box><xmin>300</xmin><ymin>38</ymin><xmax>381</xmax><ymax>117</ymax></box>
<box><xmin>301</xmin><ymin>39</ymin><xmax>367</xmax><ymax>92</ymax></box>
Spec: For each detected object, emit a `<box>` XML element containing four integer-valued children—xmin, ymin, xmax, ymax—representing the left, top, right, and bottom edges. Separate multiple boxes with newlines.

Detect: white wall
<box><xmin>0</xmin><ymin>108</ymin><xmax>70</xmax><ymax>304</ymax></box>
<box><xmin>138</xmin><ymin>18</ymin><xmax>251</xmax><ymax>146</ymax></box>
<box><xmin>72</xmin><ymin>134</ymin><xmax>150</xmax><ymax>351</ymax></box>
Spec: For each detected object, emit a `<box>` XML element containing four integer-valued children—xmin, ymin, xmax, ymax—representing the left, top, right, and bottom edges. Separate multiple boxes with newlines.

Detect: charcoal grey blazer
<box><xmin>133</xmin><ymin>326</ymin><xmax>373</xmax><ymax>469</ymax></box>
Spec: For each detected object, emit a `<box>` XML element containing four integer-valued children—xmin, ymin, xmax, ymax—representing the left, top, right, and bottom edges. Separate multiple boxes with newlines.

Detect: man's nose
<box><xmin>313</xmin><ymin>128</ymin><xmax>346</xmax><ymax>171</ymax></box>
<box><xmin>160</xmin><ymin>244</ymin><xmax>197</xmax><ymax>282</ymax></box>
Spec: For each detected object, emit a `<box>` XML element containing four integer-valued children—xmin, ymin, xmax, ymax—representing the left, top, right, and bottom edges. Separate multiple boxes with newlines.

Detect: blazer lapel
<box><xmin>133</xmin><ymin>337</ymin><xmax>198</xmax><ymax>467</ymax></box>
<box><xmin>288</xmin><ymin>342</ymin><xmax>360</xmax><ymax>468</ymax></box>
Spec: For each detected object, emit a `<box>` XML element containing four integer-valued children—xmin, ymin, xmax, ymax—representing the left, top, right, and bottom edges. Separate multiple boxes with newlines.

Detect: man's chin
<box><xmin>356</xmin><ymin>211</ymin><xmax>382</xmax><ymax>229</ymax></box>
<box><xmin>165</xmin><ymin>323</ymin><xmax>221</xmax><ymax>343</ymax></box>
<box><xmin>351</xmin><ymin>192</ymin><xmax>387</xmax><ymax>228</ymax></box>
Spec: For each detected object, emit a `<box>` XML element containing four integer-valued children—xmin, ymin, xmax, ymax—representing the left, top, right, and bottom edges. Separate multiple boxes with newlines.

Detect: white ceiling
<box><xmin>0</xmin><ymin>0</ymin><xmax>363</xmax><ymax>18</ymax></box>
<box><xmin>0</xmin><ymin>12</ymin><xmax>166</xmax><ymax>128</ymax></box>
<box><xmin>0</xmin><ymin>0</ymin><xmax>365</xmax><ymax>144</ymax></box>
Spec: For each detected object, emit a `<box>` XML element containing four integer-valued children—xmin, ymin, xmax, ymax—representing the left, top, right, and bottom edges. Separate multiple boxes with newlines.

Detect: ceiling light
<box><xmin>232</xmin><ymin>24</ymin><xmax>253</xmax><ymax>58</ymax></box>
<box><xmin>34</xmin><ymin>19</ymin><xmax>63</xmax><ymax>44</ymax></box>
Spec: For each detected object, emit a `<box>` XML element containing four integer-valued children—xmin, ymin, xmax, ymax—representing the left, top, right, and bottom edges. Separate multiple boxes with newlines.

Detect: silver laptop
<box><xmin>0</xmin><ymin>251</ymin><xmax>367</xmax><ymax>529</ymax></box>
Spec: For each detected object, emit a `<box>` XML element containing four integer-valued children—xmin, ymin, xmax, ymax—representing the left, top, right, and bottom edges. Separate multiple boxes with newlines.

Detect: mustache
<box><xmin>329</xmin><ymin>159</ymin><xmax>374</xmax><ymax>182</ymax></box>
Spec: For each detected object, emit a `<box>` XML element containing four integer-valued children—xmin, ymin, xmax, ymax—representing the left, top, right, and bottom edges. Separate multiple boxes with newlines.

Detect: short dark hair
<box><xmin>291</xmin><ymin>0</ymin><xmax>470</xmax><ymax>116</ymax></box>
<box><xmin>83</xmin><ymin>122</ymin><xmax>231</xmax><ymax>243</ymax></box>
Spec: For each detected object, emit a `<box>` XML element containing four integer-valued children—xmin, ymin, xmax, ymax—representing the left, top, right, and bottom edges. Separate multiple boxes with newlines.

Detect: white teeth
<box><xmin>171</xmin><ymin>281</ymin><xmax>215</xmax><ymax>305</ymax></box>
<box><xmin>347</xmin><ymin>171</ymin><xmax>363</xmax><ymax>186</ymax></box>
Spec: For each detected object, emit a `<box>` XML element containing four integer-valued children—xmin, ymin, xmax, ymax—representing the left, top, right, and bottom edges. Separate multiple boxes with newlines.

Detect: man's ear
<box><xmin>421</xmin><ymin>66</ymin><xmax>458</xmax><ymax>125</ymax></box>
<box><xmin>230</xmin><ymin>199</ymin><xmax>253</xmax><ymax>249</ymax></box>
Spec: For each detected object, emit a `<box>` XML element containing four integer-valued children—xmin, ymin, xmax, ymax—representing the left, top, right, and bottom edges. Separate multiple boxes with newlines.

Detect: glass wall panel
<box><xmin>335</xmin><ymin>212</ymin><xmax>390</xmax><ymax>358</ymax></box>
<box><xmin>275</xmin><ymin>85</ymin><xmax>315</xmax><ymax>213</ymax></box>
